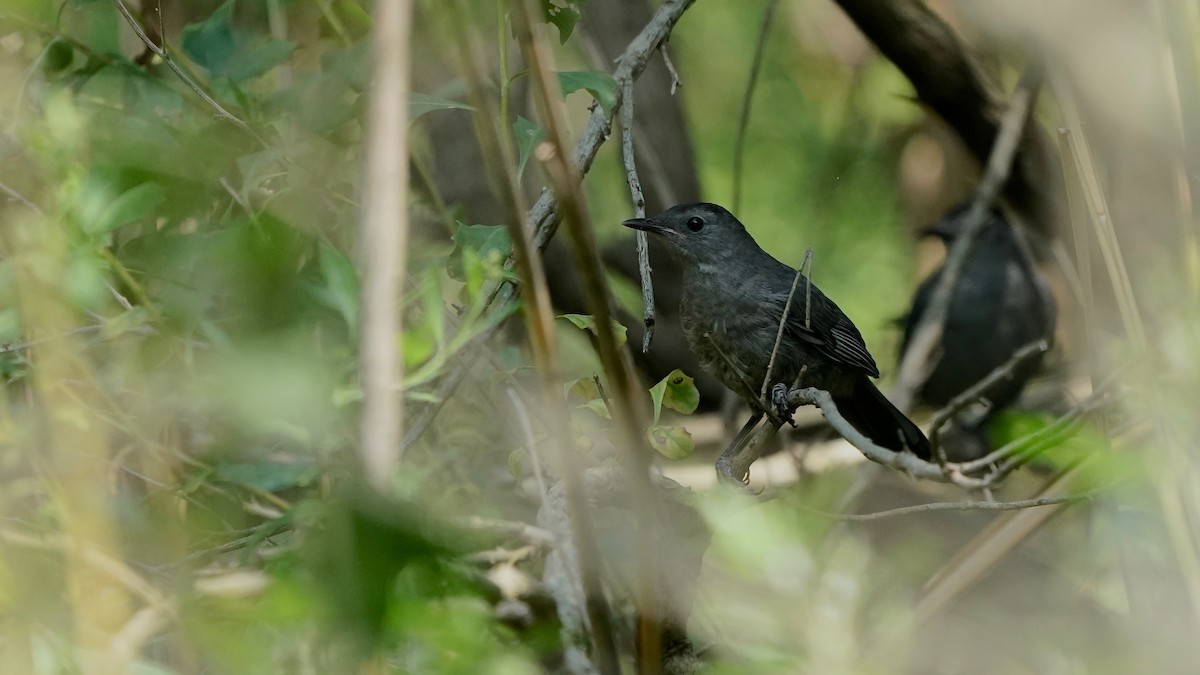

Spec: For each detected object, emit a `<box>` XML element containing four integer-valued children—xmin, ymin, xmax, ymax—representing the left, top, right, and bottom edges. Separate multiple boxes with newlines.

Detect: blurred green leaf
<box><xmin>181</xmin><ymin>0</ymin><xmax>236</xmax><ymax>76</ymax></box>
<box><xmin>215</xmin><ymin>461</ymin><xmax>319</xmax><ymax>491</ymax></box>
<box><xmin>513</xmin><ymin>115</ymin><xmax>544</xmax><ymax>177</ymax></box>
<box><xmin>90</xmin><ymin>182</ymin><xmax>165</xmax><ymax>235</ymax></box>
<box><xmin>43</xmin><ymin>40</ymin><xmax>74</xmax><ymax>74</ymax></box>
<box><xmin>647</xmin><ymin>425</ymin><xmax>694</xmax><ymax>460</ymax></box>
<box><xmin>566</xmin><ymin>376</ymin><xmax>599</xmax><ymax>402</ymax></box>
<box><xmin>419</xmin><ymin>270</ymin><xmax>446</xmax><ymax>348</ymax></box>
<box><xmin>507</xmin><ymin>447</ymin><xmax>527</xmax><ymax>480</ymax></box>
<box><xmin>317</xmin><ymin>243</ymin><xmax>359</xmax><ymax>334</ymax></box>
<box><xmin>227</xmin><ymin>38</ymin><xmax>297</xmax><ymax>82</ymax></box>
<box><xmin>580</xmin><ymin>399</ymin><xmax>611</xmax><ymax>420</ymax></box>
<box><xmin>557</xmin><ymin>313</ymin><xmax>627</xmax><ymax>348</ymax></box>
<box><xmin>648</xmin><ymin>375</ymin><xmax>666</xmax><ymax>424</ymax></box>
<box><xmin>448</xmin><ymin>223</ymin><xmax>511</xmax><ymax>281</ymax></box>
<box><xmin>542</xmin><ymin>0</ymin><xmax>584</xmax><ymax>43</ymax></box>
<box><xmin>182</xmin><ymin>0</ymin><xmax>295</xmax><ymax>83</ymax></box>
<box><xmin>409</xmin><ymin>93</ymin><xmax>473</xmax><ymax>120</ymax></box>
<box><xmin>558</xmin><ymin>70</ymin><xmax>616</xmax><ymax>114</ymax></box>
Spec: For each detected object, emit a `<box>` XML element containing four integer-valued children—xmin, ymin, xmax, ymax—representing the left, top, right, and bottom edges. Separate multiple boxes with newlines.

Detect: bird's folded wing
<box><xmin>784</xmin><ymin>288</ymin><xmax>881</xmax><ymax>378</ymax></box>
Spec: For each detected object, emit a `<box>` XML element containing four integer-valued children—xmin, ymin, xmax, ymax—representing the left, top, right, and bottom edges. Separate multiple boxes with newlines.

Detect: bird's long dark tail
<box><xmin>832</xmin><ymin>377</ymin><xmax>930</xmax><ymax>459</ymax></box>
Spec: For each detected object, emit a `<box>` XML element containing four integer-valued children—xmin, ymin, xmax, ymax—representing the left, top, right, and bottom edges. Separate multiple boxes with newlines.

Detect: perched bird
<box><xmin>624</xmin><ymin>203</ymin><xmax>930</xmax><ymax>470</ymax></box>
<box><xmin>901</xmin><ymin>204</ymin><xmax>1056</xmax><ymax>459</ymax></box>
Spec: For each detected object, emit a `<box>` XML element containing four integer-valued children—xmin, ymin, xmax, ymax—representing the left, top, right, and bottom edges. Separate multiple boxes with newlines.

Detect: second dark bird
<box><xmin>624</xmin><ymin>203</ymin><xmax>930</xmax><ymax>469</ymax></box>
<box><xmin>900</xmin><ymin>204</ymin><xmax>1056</xmax><ymax>460</ymax></box>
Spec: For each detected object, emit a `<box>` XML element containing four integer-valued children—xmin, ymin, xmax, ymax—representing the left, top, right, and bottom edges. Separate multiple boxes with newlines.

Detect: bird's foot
<box><xmin>769</xmin><ymin>383</ymin><xmax>796</xmax><ymax>427</ymax></box>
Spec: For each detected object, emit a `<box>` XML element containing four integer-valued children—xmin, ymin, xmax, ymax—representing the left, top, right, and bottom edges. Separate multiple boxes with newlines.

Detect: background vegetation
<box><xmin>0</xmin><ymin>0</ymin><xmax>1195</xmax><ymax>673</ymax></box>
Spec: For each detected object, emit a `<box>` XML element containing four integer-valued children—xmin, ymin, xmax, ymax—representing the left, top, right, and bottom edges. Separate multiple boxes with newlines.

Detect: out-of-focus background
<box><xmin>0</xmin><ymin>0</ymin><xmax>1195</xmax><ymax>672</ymax></box>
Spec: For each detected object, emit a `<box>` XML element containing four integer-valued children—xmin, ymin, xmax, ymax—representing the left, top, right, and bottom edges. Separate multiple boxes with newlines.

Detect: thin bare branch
<box><xmin>621</xmin><ymin>78</ymin><xmax>657</xmax><ymax>354</ymax></box>
<box><xmin>801</xmin><ymin>493</ymin><xmax>1091</xmax><ymax>522</ymax></box>
<box><xmin>732</xmin><ymin>0</ymin><xmax>780</xmax><ymax>213</ymax></box>
<box><xmin>459</xmin><ymin>516</ymin><xmax>557</xmax><ymax>550</ymax></box>
<box><xmin>359</xmin><ymin>0</ymin><xmax>414</xmax><ymax>487</ymax></box>
<box><xmin>761</xmin><ymin>267</ymin><xmax>804</xmax><ymax>402</ymax></box>
<box><xmin>660</xmin><ymin>43</ymin><xmax>681</xmax><ymax>95</ymax></box>
<box><xmin>927</xmin><ymin>340</ymin><xmax>1050</xmax><ymax>461</ymax></box>
<box><xmin>506</xmin><ymin>388</ymin><xmax>550</xmax><ymax>501</ymax></box>
<box><xmin>0</xmin><ymin>179</ymin><xmax>43</xmax><ymax>215</ymax></box>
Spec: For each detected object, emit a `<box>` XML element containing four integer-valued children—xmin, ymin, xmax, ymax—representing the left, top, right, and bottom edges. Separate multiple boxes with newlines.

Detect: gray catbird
<box><xmin>901</xmin><ymin>204</ymin><xmax>1056</xmax><ymax>459</ymax></box>
<box><xmin>624</xmin><ymin>203</ymin><xmax>930</xmax><ymax>460</ymax></box>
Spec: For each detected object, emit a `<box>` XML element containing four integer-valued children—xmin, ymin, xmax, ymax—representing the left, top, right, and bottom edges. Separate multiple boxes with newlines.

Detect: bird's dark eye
<box><xmin>686</xmin><ymin>216</ymin><xmax>705</xmax><ymax>232</ymax></box>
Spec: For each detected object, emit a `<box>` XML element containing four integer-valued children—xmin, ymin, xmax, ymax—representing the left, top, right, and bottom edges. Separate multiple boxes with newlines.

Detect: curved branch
<box><xmin>833</xmin><ymin>0</ymin><xmax>1061</xmax><ymax>234</ymax></box>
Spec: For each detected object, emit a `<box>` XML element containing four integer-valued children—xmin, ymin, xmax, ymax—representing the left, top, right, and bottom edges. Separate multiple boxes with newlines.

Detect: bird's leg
<box><xmin>716</xmin><ymin>412</ymin><xmax>763</xmax><ymax>484</ymax></box>
<box><xmin>769</xmin><ymin>382</ymin><xmax>796</xmax><ymax>427</ymax></box>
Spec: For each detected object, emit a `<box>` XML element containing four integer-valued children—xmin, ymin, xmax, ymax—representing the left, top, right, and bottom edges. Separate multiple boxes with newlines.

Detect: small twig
<box><xmin>0</xmin><ymin>179</ymin><xmax>43</xmax><ymax>215</ymax></box>
<box><xmin>731</xmin><ymin>0</ymin><xmax>781</xmax><ymax>214</ymax></box>
<box><xmin>761</xmin><ymin>267</ymin><xmax>804</xmax><ymax>402</ymax></box>
<box><xmin>1</xmin><ymin>528</ymin><xmax>174</xmax><ymax>615</ymax></box>
<box><xmin>0</xmin><ymin>325</ymin><xmax>101</xmax><ymax>354</ymax></box>
<box><xmin>110</xmin><ymin>0</ymin><xmax>258</xmax><ymax>139</ymax></box>
<box><xmin>620</xmin><ymin>78</ymin><xmax>657</xmax><ymax>354</ymax></box>
<box><xmin>460</xmin><ymin>516</ymin><xmax>557</xmax><ymax>549</ymax></box>
<box><xmin>800</xmin><ymin>493</ymin><xmax>1091</xmax><ymax>522</ymax></box>
<box><xmin>800</xmin><ymin>248</ymin><xmax>813</xmax><ymax>330</ymax></box>
<box><xmin>893</xmin><ymin>67</ymin><xmax>1044</xmax><ymax>413</ymax></box>
<box><xmin>506</xmin><ymin>388</ymin><xmax>549</xmax><ymax>501</ymax></box>
<box><xmin>591</xmin><ymin>373</ymin><xmax>613</xmax><ymax>414</ymax></box>
<box><xmin>463</xmin><ymin>545</ymin><xmax>538</xmax><ymax>566</ymax></box>
<box><xmin>927</xmin><ymin>339</ymin><xmax>1050</xmax><ymax>461</ymax></box>
<box><xmin>164</xmin><ymin>519</ymin><xmax>293</xmax><ymax>569</ymax></box>
<box><xmin>961</xmin><ymin>377</ymin><xmax>1114</xmax><ymax>474</ymax></box>
<box><xmin>660</xmin><ymin>42</ymin><xmax>681</xmax><ymax>95</ymax></box>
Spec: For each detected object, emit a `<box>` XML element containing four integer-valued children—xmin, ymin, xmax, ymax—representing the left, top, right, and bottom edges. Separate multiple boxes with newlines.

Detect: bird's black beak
<box><xmin>919</xmin><ymin>223</ymin><xmax>953</xmax><ymax>241</ymax></box>
<box><xmin>623</xmin><ymin>217</ymin><xmax>673</xmax><ymax>236</ymax></box>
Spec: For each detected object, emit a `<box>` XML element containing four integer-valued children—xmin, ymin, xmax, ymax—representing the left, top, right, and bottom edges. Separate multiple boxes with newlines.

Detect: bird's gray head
<box><xmin>923</xmin><ymin>204</ymin><xmax>1009</xmax><ymax>244</ymax></box>
<box><xmin>622</xmin><ymin>202</ymin><xmax>760</xmax><ymax>266</ymax></box>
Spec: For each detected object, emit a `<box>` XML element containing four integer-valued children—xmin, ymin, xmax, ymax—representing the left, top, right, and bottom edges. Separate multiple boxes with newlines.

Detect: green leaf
<box><xmin>542</xmin><ymin>0</ymin><xmax>584</xmax><ymax>44</ymax></box>
<box><xmin>43</xmin><ymin>40</ymin><xmax>74</xmax><ymax>74</ymax></box>
<box><xmin>507</xmin><ymin>447</ymin><xmax>527</xmax><ymax>481</ymax></box>
<box><xmin>419</xmin><ymin>270</ymin><xmax>446</xmax><ymax>348</ymax></box>
<box><xmin>215</xmin><ymin>460</ymin><xmax>319</xmax><ymax>492</ymax></box>
<box><xmin>318</xmin><ymin>243</ymin><xmax>359</xmax><ymax>334</ymax></box>
<box><xmin>580</xmin><ymin>399</ymin><xmax>612</xmax><ymax>420</ymax></box>
<box><xmin>182</xmin><ymin>1</ymin><xmax>295</xmax><ymax>82</ymax></box>
<box><xmin>410</xmin><ymin>93</ymin><xmax>474</xmax><ymax>120</ymax></box>
<box><xmin>647</xmin><ymin>425</ymin><xmax>694</xmax><ymax>460</ymax></box>
<box><xmin>648</xmin><ymin>376</ymin><xmax>666</xmax><ymax>425</ymax></box>
<box><xmin>558</xmin><ymin>314</ymin><xmax>628</xmax><ymax>348</ymax></box>
<box><xmin>513</xmin><ymin>115</ymin><xmax>545</xmax><ymax>177</ymax></box>
<box><xmin>448</xmin><ymin>223</ymin><xmax>511</xmax><ymax>281</ymax></box>
<box><xmin>558</xmin><ymin>70</ymin><xmax>616</xmax><ymax>115</ymax></box>
<box><xmin>91</xmin><ymin>183</ymin><xmax>165</xmax><ymax>235</ymax></box>
<box><xmin>227</xmin><ymin>38</ymin><xmax>296</xmax><ymax>82</ymax></box>
<box><xmin>181</xmin><ymin>0</ymin><xmax>236</xmax><ymax>76</ymax></box>
<box><xmin>661</xmin><ymin>369</ymin><xmax>699</xmax><ymax>415</ymax></box>
<box><xmin>566</xmin><ymin>376</ymin><xmax>599</xmax><ymax>402</ymax></box>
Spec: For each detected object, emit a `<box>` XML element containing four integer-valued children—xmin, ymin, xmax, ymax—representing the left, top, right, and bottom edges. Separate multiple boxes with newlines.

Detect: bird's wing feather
<box><xmin>780</xmin><ymin>277</ymin><xmax>881</xmax><ymax>378</ymax></box>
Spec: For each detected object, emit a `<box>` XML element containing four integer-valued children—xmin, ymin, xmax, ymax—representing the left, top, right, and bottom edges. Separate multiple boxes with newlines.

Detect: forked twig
<box><xmin>620</xmin><ymin>78</ymin><xmax>657</xmax><ymax>353</ymax></box>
